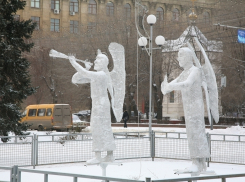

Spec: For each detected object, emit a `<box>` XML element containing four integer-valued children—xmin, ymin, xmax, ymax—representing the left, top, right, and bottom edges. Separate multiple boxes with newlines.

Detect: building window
<box><xmin>106</xmin><ymin>2</ymin><xmax>114</xmax><ymax>16</ymax></box>
<box><xmin>156</xmin><ymin>7</ymin><xmax>164</xmax><ymax>26</ymax></box>
<box><xmin>31</xmin><ymin>0</ymin><xmax>40</xmax><ymax>8</ymax></box>
<box><xmin>87</xmin><ymin>22</ymin><xmax>96</xmax><ymax>32</ymax></box>
<box><xmin>170</xmin><ymin>91</ymin><xmax>174</xmax><ymax>103</ymax></box>
<box><xmin>50</xmin><ymin>18</ymin><xmax>60</xmax><ymax>32</ymax></box>
<box><xmin>70</xmin><ymin>20</ymin><xmax>78</xmax><ymax>33</ymax></box>
<box><xmin>31</xmin><ymin>16</ymin><xmax>40</xmax><ymax>30</ymax></box>
<box><xmin>172</xmin><ymin>8</ymin><xmax>179</xmax><ymax>21</ymax></box>
<box><xmin>126</xmin><ymin>26</ymin><xmax>131</xmax><ymax>37</ymax></box>
<box><xmin>51</xmin><ymin>0</ymin><xmax>60</xmax><ymax>10</ymax></box>
<box><xmin>124</xmin><ymin>3</ymin><xmax>131</xmax><ymax>19</ymax></box>
<box><xmin>70</xmin><ymin>0</ymin><xmax>78</xmax><ymax>12</ymax></box>
<box><xmin>88</xmin><ymin>0</ymin><xmax>96</xmax><ymax>14</ymax></box>
<box><xmin>203</xmin><ymin>12</ymin><xmax>210</xmax><ymax>24</ymax></box>
<box><xmin>13</xmin><ymin>15</ymin><xmax>20</xmax><ymax>21</ymax></box>
<box><xmin>156</xmin><ymin>7</ymin><xmax>164</xmax><ymax>21</ymax></box>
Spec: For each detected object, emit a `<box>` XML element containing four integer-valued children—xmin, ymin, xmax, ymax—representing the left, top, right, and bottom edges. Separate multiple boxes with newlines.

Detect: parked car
<box><xmin>79</xmin><ymin>110</ymin><xmax>91</xmax><ymax>116</ymax></box>
<box><xmin>20</xmin><ymin>104</ymin><xmax>73</xmax><ymax>131</ymax></box>
<box><xmin>73</xmin><ymin>110</ymin><xmax>91</xmax><ymax>122</ymax></box>
<box><xmin>72</xmin><ymin>114</ymin><xmax>88</xmax><ymax>130</ymax></box>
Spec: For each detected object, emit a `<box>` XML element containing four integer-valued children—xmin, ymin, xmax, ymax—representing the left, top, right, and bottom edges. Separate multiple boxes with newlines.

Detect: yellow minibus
<box><xmin>20</xmin><ymin>104</ymin><xmax>72</xmax><ymax>131</ymax></box>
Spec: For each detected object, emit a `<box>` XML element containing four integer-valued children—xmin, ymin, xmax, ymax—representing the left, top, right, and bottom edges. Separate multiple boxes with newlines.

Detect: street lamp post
<box><xmin>137</xmin><ymin>14</ymin><xmax>165</xmax><ymax>137</ymax></box>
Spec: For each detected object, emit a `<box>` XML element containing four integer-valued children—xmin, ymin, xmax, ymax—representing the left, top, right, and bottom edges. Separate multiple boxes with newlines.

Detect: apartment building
<box><xmin>16</xmin><ymin>0</ymin><xmax>216</xmax><ymax>36</ymax></box>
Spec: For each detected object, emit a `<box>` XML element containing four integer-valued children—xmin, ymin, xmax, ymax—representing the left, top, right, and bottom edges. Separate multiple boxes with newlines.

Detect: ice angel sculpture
<box><xmin>161</xmin><ymin>37</ymin><xmax>219</xmax><ymax>173</ymax></box>
<box><xmin>49</xmin><ymin>42</ymin><xmax>125</xmax><ymax>164</ymax></box>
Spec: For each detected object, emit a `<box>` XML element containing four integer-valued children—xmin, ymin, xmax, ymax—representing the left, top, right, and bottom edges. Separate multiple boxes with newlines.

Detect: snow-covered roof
<box><xmin>162</xmin><ymin>26</ymin><xmax>223</xmax><ymax>53</ymax></box>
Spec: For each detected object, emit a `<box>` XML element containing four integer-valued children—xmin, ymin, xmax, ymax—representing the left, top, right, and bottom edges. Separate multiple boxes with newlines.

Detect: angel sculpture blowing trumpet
<box><xmin>50</xmin><ymin>43</ymin><xmax>125</xmax><ymax>164</ymax></box>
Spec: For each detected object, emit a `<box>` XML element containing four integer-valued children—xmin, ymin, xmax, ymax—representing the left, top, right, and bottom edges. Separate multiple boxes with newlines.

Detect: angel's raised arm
<box><xmin>161</xmin><ymin>74</ymin><xmax>182</xmax><ymax>95</ymax></box>
<box><xmin>69</xmin><ymin>56</ymin><xmax>97</xmax><ymax>79</ymax></box>
<box><xmin>168</xmin><ymin>68</ymin><xmax>200</xmax><ymax>91</ymax></box>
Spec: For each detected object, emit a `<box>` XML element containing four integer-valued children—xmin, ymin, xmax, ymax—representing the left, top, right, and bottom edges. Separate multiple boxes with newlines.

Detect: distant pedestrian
<box><xmin>122</xmin><ymin>110</ymin><xmax>129</xmax><ymax>128</ymax></box>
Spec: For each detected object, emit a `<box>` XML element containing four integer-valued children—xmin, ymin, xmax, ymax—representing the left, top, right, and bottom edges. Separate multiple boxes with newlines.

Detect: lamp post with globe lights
<box><xmin>137</xmin><ymin>14</ymin><xmax>165</xmax><ymax>136</ymax></box>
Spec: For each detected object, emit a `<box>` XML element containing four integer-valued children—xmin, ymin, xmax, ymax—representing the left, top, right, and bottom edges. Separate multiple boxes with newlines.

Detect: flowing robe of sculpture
<box><xmin>68</xmin><ymin>43</ymin><xmax>125</xmax><ymax>164</ymax></box>
<box><xmin>166</xmin><ymin>66</ymin><xmax>210</xmax><ymax>159</ymax></box>
<box><xmin>69</xmin><ymin>59</ymin><xmax>116</xmax><ymax>152</ymax></box>
<box><xmin>161</xmin><ymin>45</ymin><xmax>218</xmax><ymax>173</ymax></box>
<box><xmin>49</xmin><ymin>43</ymin><xmax>125</xmax><ymax>164</ymax></box>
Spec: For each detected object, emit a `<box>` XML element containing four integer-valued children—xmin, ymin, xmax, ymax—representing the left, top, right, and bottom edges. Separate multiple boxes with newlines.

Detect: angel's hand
<box><xmin>85</xmin><ymin>62</ymin><xmax>91</xmax><ymax>70</ymax></box>
<box><xmin>84</xmin><ymin>59</ymin><xmax>93</xmax><ymax>66</ymax></box>
<box><xmin>68</xmin><ymin>54</ymin><xmax>76</xmax><ymax>62</ymax></box>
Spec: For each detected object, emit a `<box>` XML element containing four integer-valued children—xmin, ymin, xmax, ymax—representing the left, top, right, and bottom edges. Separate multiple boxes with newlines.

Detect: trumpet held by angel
<box><xmin>49</xmin><ymin>43</ymin><xmax>125</xmax><ymax>164</ymax></box>
<box><xmin>49</xmin><ymin>49</ymin><xmax>93</xmax><ymax>70</ymax></box>
<box><xmin>161</xmin><ymin>37</ymin><xmax>219</xmax><ymax>173</ymax></box>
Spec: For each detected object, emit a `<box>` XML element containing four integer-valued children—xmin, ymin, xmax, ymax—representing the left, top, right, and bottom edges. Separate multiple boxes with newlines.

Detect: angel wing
<box><xmin>194</xmin><ymin>37</ymin><xmax>219</xmax><ymax>124</ymax></box>
<box><xmin>108</xmin><ymin>42</ymin><xmax>126</xmax><ymax>122</ymax></box>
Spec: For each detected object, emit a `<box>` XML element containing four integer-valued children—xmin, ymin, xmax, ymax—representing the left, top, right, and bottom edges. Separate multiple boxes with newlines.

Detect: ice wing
<box><xmin>194</xmin><ymin>37</ymin><xmax>219</xmax><ymax>123</ymax></box>
<box><xmin>202</xmin><ymin>63</ymin><xmax>219</xmax><ymax>123</ymax></box>
<box><xmin>109</xmin><ymin>42</ymin><xmax>126</xmax><ymax>122</ymax></box>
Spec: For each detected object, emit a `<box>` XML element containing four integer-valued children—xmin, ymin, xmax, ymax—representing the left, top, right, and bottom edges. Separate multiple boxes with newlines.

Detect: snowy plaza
<box><xmin>1</xmin><ymin>0</ymin><xmax>245</xmax><ymax>181</ymax></box>
<box><xmin>1</xmin><ymin>126</ymin><xmax>245</xmax><ymax>181</ymax></box>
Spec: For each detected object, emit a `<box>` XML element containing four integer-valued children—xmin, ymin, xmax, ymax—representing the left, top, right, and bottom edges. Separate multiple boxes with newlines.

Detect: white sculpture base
<box><xmin>174</xmin><ymin>169</ymin><xmax>216</xmax><ymax>182</ymax></box>
<box><xmin>174</xmin><ymin>169</ymin><xmax>216</xmax><ymax>175</ymax></box>
<box><xmin>86</xmin><ymin>151</ymin><xmax>115</xmax><ymax>165</ymax></box>
<box><xmin>85</xmin><ymin>162</ymin><xmax>123</xmax><ymax>182</ymax></box>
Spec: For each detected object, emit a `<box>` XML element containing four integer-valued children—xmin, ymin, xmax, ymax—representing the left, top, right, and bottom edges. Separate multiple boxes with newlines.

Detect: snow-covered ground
<box><xmin>110</xmin><ymin>125</ymin><xmax>245</xmax><ymax>135</ymax></box>
<box><xmin>0</xmin><ymin>126</ymin><xmax>245</xmax><ymax>181</ymax></box>
<box><xmin>4</xmin><ymin>125</ymin><xmax>245</xmax><ymax>141</ymax></box>
<box><xmin>0</xmin><ymin>158</ymin><xmax>245</xmax><ymax>182</ymax></box>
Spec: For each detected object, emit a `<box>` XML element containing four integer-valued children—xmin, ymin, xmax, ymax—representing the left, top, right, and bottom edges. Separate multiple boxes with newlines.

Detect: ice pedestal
<box><xmin>85</xmin><ymin>162</ymin><xmax>123</xmax><ymax>182</ymax></box>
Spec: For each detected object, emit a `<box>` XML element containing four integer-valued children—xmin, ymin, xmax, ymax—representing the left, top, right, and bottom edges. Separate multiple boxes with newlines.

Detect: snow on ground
<box><xmin>1</xmin><ymin>125</ymin><xmax>245</xmax><ymax>181</ymax></box>
<box><xmin>0</xmin><ymin>158</ymin><xmax>245</xmax><ymax>182</ymax></box>
<box><xmin>110</xmin><ymin>125</ymin><xmax>245</xmax><ymax>135</ymax></box>
<box><xmin>6</xmin><ymin>124</ymin><xmax>245</xmax><ymax>137</ymax></box>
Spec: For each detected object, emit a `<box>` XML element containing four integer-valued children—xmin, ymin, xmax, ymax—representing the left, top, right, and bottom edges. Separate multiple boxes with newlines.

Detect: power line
<box><xmin>214</xmin><ymin>23</ymin><xmax>245</xmax><ymax>30</ymax></box>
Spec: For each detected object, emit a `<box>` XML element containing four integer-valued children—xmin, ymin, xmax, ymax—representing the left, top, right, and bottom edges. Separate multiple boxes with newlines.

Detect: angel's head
<box><xmin>94</xmin><ymin>49</ymin><xmax>109</xmax><ymax>71</ymax></box>
<box><xmin>178</xmin><ymin>47</ymin><xmax>193</xmax><ymax>69</ymax></box>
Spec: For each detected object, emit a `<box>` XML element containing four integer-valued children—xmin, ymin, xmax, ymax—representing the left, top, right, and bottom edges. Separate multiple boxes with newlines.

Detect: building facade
<box><xmin>17</xmin><ymin>0</ymin><xmax>219</xmax><ymax>116</ymax></box>
<box><xmin>16</xmin><ymin>0</ymin><xmax>217</xmax><ymax>36</ymax></box>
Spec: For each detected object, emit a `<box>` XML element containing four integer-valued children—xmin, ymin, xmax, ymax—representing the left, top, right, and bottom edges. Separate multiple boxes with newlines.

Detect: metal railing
<box><xmin>34</xmin><ymin>132</ymin><xmax>151</xmax><ymax>166</ymax></box>
<box><xmin>154</xmin><ymin>131</ymin><xmax>190</xmax><ymax>160</ymax></box>
<box><xmin>1</xmin><ymin>165</ymin><xmax>245</xmax><ymax>182</ymax></box>
<box><xmin>1</xmin><ymin>131</ymin><xmax>245</xmax><ymax>182</ymax></box>
<box><xmin>1</xmin><ymin>131</ymin><xmax>245</xmax><ymax>167</ymax></box>
<box><xmin>0</xmin><ymin>165</ymin><xmax>146</xmax><ymax>182</ymax></box>
<box><xmin>0</xmin><ymin>166</ymin><xmax>12</xmax><ymax>182</ymax></box>
<box><xmin>17</xmin><ymin>167</ymin><xmax>146</xmax><ymax>182</ymax></box>
<box><xmin>151</xmin><ymin>173</ymin><xmax>245</xmax><ymax>182</ymax></box>
<box><xmin>0</xmin><ymin>135</ymin><xmax>34</xmax><ymax>167</ymax></box>
<box><xmin>154</xmin><ymin>131</ymin><xmax>245</xmax><ymax>165</ymax></box>
<box><xmin>209</xmin><ymin>133</ymin><xmax>245</xmax><ymax>164</ymax></box>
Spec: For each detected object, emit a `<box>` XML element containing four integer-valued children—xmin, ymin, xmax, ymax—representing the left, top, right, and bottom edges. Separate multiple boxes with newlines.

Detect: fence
<box><xmin>1</xmin><ymin>165</ymin><xmax>245</xmax><ymax>182</ymax></box>
<box><xmin>35</xmin><ymin>132</ymin><xmax>151</xmax><ymax>166</ymax></box>
<box><xmin>209</xmin><ymin>133</ymin><xmax>245</xmax><ymax>164</ymax></box>
<box><xmin>154</xmin><ymin>132</ymin><xmax>190</xmax><ymax>160</ymax></box>
<box><xmin>0</xmin><ymin>135</ymin><xmax>34</xmax><ymax>167</ymax></box>
<box><xmin>0</xmin><ymin>131</ymin><xmax>245</xmax><ymax>167</ymax></box>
